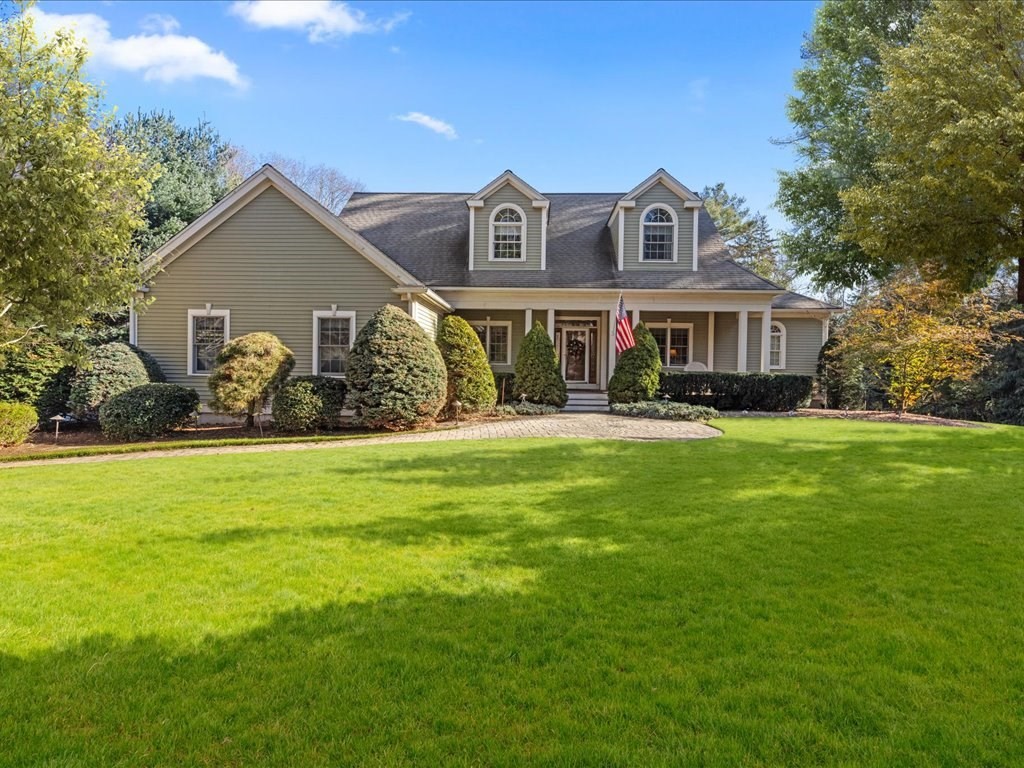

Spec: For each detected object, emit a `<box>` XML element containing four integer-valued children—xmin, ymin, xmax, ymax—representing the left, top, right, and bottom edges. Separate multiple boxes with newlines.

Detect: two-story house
<box><xmin>135</xmin><ymin>165</ymin><xmax>838</xmax><ymax>413</ymax></box>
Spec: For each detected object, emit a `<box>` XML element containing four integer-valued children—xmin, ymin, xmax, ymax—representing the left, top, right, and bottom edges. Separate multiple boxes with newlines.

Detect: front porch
<box><xmin>456</xmin><ymin>303</ymin><xmax>792</xmax><ymax>393</ymax></box>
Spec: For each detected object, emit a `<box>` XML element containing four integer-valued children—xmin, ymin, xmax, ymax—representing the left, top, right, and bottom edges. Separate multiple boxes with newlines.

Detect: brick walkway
<box><xmin>1</xmin><ymin>414</ymin><xmax>719</xmax><ymax>469</ymax></box>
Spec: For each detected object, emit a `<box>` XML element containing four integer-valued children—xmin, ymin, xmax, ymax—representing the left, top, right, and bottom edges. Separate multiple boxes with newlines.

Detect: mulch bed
<box><xmin>721</xmin><ymin>408</ymin><xmax>985</xmax><ymax>429</ymax></box>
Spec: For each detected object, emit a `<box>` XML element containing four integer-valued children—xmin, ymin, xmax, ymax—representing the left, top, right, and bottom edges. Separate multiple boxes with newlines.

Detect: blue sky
<box><xmin>34</xmin><ymin>0</ymin><xmax>819</xmax><ymax>230</ymax></box>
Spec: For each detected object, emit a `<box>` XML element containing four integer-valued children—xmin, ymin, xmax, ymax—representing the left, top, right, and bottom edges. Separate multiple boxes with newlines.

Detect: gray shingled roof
<box><xmin>772</xmin><ymin>291</ymin><xmax>842</xmax><ymax>311</ymax></box>
<box><xmin>339</xmin><ymin>192</ymin><xmax>783</xmax><ymax>292</ymax></box>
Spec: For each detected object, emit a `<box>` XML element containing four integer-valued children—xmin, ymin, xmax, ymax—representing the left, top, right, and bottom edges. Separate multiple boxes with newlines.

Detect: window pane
<box><xmin>493</xmin><ymin>222</ymin><xmax>522</xmax><ymax>260</ymax></box>
<box><xmin>318</xmin><ymin>317</ymin><xmax>351</xmax><ymax>375</ymax></box>
<box><xmin>488</xmin><ymin>326</ymin><xmax>508</xmax><ymax>364</ymax></box>
<box><xmin>193</xmin><ymin>316</ymin><xmax>224</xmax><ymax>372</ymax></box>
<box><xmin>649</xmin><ymin>327</ymin><xmax>668</xmax><ymax>366</ymax></box>
<box><xmin>770</xmin><ymin>327</ymin><xmax>783</xmax><ymax>367</ymax></box>
<box><xmin>669</xmin><ymin>328</ymin><xmax>689</xmax><ymax>366</ymax></box>
<box><xmin>643</xmin><ymin>224</ymin><xmax>673</xmax><ymax>261</ymax></box>
<box><xmin>472</xmin><ymin>324</ymin><xmax>487</xmax><ymax>349</ymax></box>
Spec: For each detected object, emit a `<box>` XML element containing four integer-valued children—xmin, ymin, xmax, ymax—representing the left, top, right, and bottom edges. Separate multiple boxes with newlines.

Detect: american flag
<box><xmin>615</xmin><ymin>294</ymin><xmax>636</xmax><ymax>354</ymax></box>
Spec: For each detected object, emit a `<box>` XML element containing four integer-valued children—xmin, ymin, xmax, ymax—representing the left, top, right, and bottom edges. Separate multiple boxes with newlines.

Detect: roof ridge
<box><xmin>349</xmin><ymin>191</ymin><xmax>625</xmax><ymax>197</ymax></box>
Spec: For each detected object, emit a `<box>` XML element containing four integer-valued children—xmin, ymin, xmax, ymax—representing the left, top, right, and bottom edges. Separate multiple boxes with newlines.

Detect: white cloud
<box><xmin>389</xmin><ymin>45</ymin><xmax>401</xmax><ymax>54</ymax></box>
<box><xmin>229</xmin><ymin>1</ymin><xmax>409</xmax><ymax>43</ymax></box>
<box><xmin>395</xmin><ymin>112</ymin><xmax>458</xmax><ymax>140</ymax></box>
<box><xmin>140</xmin><ymin>13</ymin><xmax>180</xmax><ymax>34</ymax></box>
<box><xmin>30</xmin><ymin>8</ymin><xmax>246</xmax><ymax>88</ymax></box>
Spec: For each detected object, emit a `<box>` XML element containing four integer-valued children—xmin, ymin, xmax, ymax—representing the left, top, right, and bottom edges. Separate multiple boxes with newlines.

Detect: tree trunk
<box><xmin>245</xmin><ymin>412</ymin><xmax>255</xmax><ymax>428</ymax></box>
<box><xmin>1017</xmin><ymin>255</ymin><xmax>1024</xmax><ymax>305</ymax></box>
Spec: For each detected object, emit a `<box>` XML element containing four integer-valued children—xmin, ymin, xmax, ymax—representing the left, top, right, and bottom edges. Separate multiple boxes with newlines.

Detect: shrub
<box><xmin>346</xmin><ymin>305</ymin><xmax>447</xmax><ymax>430</ymax></box>
<box><xmin>493</xmin><ymin>372</ymin><xmax>516</xmax><ymax>404</ymax></box>
<box><xmin>272</xmin><ymin>376</ymin><xmax>348</xmax><ymax>432</ymax></box>
<box><xmin>611</xmin><ymin>401</ymin><xmax>719</xmax><ymax>422</ymax></box>
<box><xmin>512</xmin><ymin>401</ymin><xmax>560</xmax><ymax>416</ymax></box>
<box><xmin>608</xmin><ymin>323</ymin><xmax>661</xmax><ymax>404</ymax></box>
<box><xmin>209</xmin><ymin>333</ymin><xmax>295</xmax><ymax>427</ymax></box>
<box><xmin>0</xmin><ymin>402</ymin><xmax>38</xmax><ymax>447</ymax></box>
<box><xmin>68</xmin><ymin>343</ymin><xmax>151</xmax><ymax>420</ymax></box>
<box><xmin>436</xmin><ymin>315</ymin><xmax>497</xmax><ymax>415</ymax></box>
<box><xmin>514</xmin><ymin>322</ymin><xmax>567</xmax><ymax>407</ymax></box>
<box><xmin>818</xmin><ymin>336</ymin><xmax>866</xmax><ymax>410</ymax></box>
<box><xmin>99</xmin><ymin>384</ymin><xmax>200</xmax><ymax>440</ymax></box>
<box><xmin>129</xmin><ymin>344</ymin><xmax>166</xmax><ymax>383</ymax></box>
<box><xmin>659</xmin><ymin>371</ymin><xmax>814</xmax><ymax>411</ymax></box>
<box><xmin>0</xmin><ymin>338</ymin><xmax>68</xmax><ymax>406</ymax></box>
<box><xmin>491</xmin><ymin>404</ymin><xmax>519</xmax><ymax>417</ymax></box>
<box><xmin>34</xmin><ymin>366</ymin><xmax>75</xmax><ymax>421</ymax></box>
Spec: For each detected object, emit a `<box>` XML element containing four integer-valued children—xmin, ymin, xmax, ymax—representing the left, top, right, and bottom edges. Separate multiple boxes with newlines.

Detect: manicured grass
<box><xmin>1</xmin><ymin>419</ymin><xmax>1022</xmax><ymax>765</ymax></box>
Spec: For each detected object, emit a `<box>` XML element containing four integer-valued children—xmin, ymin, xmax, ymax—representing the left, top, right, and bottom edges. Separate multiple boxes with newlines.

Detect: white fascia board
<box><xmin>469</xmin><ymin>170</ymin><xmax>548</xmax><ymax>203</ymax></box>
<box><xmin>621</xmin><ymin>168</ymin><xmax>700</xmax><ymax>203</ymax></box>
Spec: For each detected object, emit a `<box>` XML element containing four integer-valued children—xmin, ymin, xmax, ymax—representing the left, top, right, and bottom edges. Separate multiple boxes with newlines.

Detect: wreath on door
<box><xmin>566</xmin><ymin>338</ymin><xmax>585</xmax><ymax>357</ymax></box>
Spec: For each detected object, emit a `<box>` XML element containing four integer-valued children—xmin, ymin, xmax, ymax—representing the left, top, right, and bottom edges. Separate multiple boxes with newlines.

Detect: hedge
<box><xmin>0</xmin><ymin>402</ymin><xmax>38</xmax><ymax>447</ymax></box>
<box><xmin>659</xmin><ymin>371</ymin><xmax>814</xmax><ymax>411</ymax></box>
<box><xmin>99</xmin><ymin>384</ymin><xmax>200</xmax><ymax>441</ymax></box>
<box><xmin>272</xmin><ymin>376</ymin><xmax>348</xmax><ymax>432</ymax></box>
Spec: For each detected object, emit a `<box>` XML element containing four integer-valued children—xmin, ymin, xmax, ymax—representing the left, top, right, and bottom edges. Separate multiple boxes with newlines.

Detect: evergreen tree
<box><xmin>608</xmin><ymin>323</ymin><xmax>662</xmax><ymax>404</ymax></box>
<box><xmin>514</xmin><ymin>323</ymin><xmax>567</xmax><ymax>408</ymax></box>
<box><xmin>436</xmin><ymin>315</ymin><xmax>497</xmax><ymax>414</ymax></box>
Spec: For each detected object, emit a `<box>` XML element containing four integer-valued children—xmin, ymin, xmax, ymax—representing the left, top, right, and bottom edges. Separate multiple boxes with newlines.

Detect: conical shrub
<box><xmin>514</xmin><ymin>322</ymin><xmax>567</xmax><ymax>407</ymax></box>
<box><xmin>436</xmin><ymin>315</ymin><xmax>497</xmax><ymax>415</ymax></box>
<box><xmin>608</xmin><ymin>322</ymin><xmax>661</xmax><ymax>403</ymax></box>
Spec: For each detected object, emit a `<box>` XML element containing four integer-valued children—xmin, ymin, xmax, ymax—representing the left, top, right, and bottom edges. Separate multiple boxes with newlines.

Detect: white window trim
<box><xmin>187</xmin><ymin>307</ymin><xmax>230</xmax><ymax>377</ymax></box>
<box><xmin>473</xmin><ymin>319</ymin><xmax>513</xmax><ymax>366</ymax></box>
<box><xmin>312</xmin><ymin>309</ymin><xmax>356</xmax><ymax>377</ymax></box>
<box><xmin>769</xmin><ymin>321</ymin><xmax>787</xmax><ymax>370</ymax></box>
<box><xmin>646</xmin><ymin>321</ymin><xmax>694</xmax><ymax>368</ymax></box>
<box><xmin>488</xmin><ymin>204</ymin><xmax>528</xmax><ymax>262</ymax></box>
<box><xmin>638</xmin><ymin>203</ymin><xmax>678</xmax><ymax>263</ymax></box>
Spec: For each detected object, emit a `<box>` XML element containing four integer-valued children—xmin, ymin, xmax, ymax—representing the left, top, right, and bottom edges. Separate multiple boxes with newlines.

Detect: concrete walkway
<box><xmin>1</xmin><ymin>414</ymin><xmax>719</xmax><ymax>469</ymax></box>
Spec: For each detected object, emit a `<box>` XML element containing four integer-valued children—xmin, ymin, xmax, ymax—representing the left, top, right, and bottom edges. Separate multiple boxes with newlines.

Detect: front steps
<box><xmin>563</xmin><ymin>390</ymin><xmax>609</xmax><ymax>413</ymax></box>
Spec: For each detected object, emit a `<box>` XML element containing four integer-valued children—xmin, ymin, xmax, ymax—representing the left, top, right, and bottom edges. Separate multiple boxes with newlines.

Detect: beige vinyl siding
<box><xmin>137</xmin><ymin>187</ymin><xmax>402</xmax><ymax>401</ymax></box>
<box><xmin>714</xmin><ymin>312</ymin><xmax>738</xmax><ymax>372</ymax></box>
<box><xmin>747</xmin><ymin>316</ymin><xmax>763</xmax><ymax>372</ymax></box>
<box><xmin>473</xmin><ymin>185</ymin><xmax>543</xmax><ymax>270</ymax></box>
<box><xmin>455</xmin><ymin>309</ymin><xmax>526</xmax><ymax>372</ymax></box>
<box><xmin>775</xmin><ymin>317</ymin><xmax>825</xmax><ymax>375</ymax></box>
<box><xmin>638</xmin><ymin>311</ymin><xmax>709</xmax><ymax>369</ymax></box>
<box><xmin>622</xmin><ymin>182</ymin><xmax>694</xmax><ymax>270</ymax></box>
<box><xmin>411</xmin><ymin>299</ymin><xmax>440</xmax><ymax>339</ymax></box>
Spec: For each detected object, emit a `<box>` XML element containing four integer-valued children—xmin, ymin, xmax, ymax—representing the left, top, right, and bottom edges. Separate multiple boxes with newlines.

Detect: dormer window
<box><xmin>640</xmin><ymin>205</ymin><xmax>677</xmax><ymax>262</ymax></box>
<box><xmin>490</xmin><ymin>205</ymin><xmax>526</xmax><ymax>261</ymax></box>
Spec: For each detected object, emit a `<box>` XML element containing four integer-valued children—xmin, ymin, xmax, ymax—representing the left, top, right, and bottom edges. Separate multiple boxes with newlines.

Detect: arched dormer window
<box><xmin>489</xmin><ymin>205</ymin><xmax>526</xmax><ymax>261</ymax></box>
<box><xmin>640</xmin><ymin>205</ymin><xmax>676</xmax><ymax>262</ymax></box>
<box><xmin>769</xmin><ymin>321</ymin><xmax>786</xmax><ymax>369</ymax></box>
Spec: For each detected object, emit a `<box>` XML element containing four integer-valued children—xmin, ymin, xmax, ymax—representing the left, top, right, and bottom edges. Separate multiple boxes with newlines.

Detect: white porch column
<box><xmin>737</xmin><ymin>310</ymin><xmax>748</xmax><ymax>372</ymax></box>
<box><xmin>706</xmin><ymin>311</ymin><xmax>715</xmax><ymax>371</ymax></box>
<box><xmin>525</xmin><ymin>308</ymin><xmax>533</xmax><ymax>334</ymax></box>
<box><xmin>760</xmin><ymin>307</ymin><xmax>772</xmax><ymax>372</ymax></box>
<box><xmin>607</xmin><ymin>308</ymin><xmax>617</xmax><ymax>383</ymax></box>
<box><xmin>547</xmin><ymin>309</ymin><xmax>555</xmax><ymax>341</ymax></box>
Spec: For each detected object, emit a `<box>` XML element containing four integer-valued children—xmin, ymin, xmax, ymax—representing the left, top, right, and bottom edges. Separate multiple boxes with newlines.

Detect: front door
<box><xmin>562</xmin><ymin>328</ymin><xmax>590</xmax><ymax>384</ymax></box>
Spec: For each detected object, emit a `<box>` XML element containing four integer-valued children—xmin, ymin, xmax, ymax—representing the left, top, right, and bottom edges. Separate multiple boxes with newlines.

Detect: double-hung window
<box><xmin>313</xmin><ymin>311</ymin><xmax>356</xmax><ymax>376</ymax></box>
<box><xmin>647</xmin><ymin>322</ymin><xmax>692</xmax><ymax>367</ymax></box>
<box><xmin>640</xmin><ymin>205</ymin><xmax>676</xmax><ymax>262</ymax></box>
<box><xmin>188</xmin><ymin>309</ymin><xmax>229</xmax><ymax>375</ymax></box>
<box><xmin>490</xmin><ymin>206</ymin><xmax>526</xmax><ymax>261</ymax></box>
<box><xmin>472</xmin><ymin>321</ymin><xmax>512</xmax><ymax>365</ymax></box>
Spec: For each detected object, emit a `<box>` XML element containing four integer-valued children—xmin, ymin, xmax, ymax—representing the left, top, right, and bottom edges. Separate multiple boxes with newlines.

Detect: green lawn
<box><xmin>1</xmin><ymin>419</ymin><xmax>1023</xmax><ymax>766</ymax></box>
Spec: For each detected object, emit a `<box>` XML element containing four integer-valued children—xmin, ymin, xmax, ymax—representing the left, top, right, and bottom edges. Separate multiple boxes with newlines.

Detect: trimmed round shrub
<box><xmin>436</xmin><ymin>315</ymin><xmax>497</xmax><ymax>415</ymax></box>
<box><xmin>209</xmin><ymin>333</ymin><xmax>295</xmax><ymax>427</ymax></box>
<box><xmin>99</xmin><ymin>384</ymin><xmax>200</xmax><ymax>440</ymax></box>
<box><xmin>346</xmin><ymin>305</ymin><xmax>446</xmax><ymax>430</ymax></box>
<box><xmin>68</xmin><ymin>343</ymin><xmax>150</xmax><ymax>420</ymax></box>
<box><xmin>129</xmin><ymin>344</ymin><xmax>166</xmax><ymax>383</ymax></box>
<box><xmin>514</xmin><ymin>322</ymin><xmax>567</xmax><ymax>408</ymax></box>
<box><xmin>272</xmin><ymin>376</ymin><xmax>348</xmax><ymax>432</ymax></box>
<box><xmin>0</xmin><ymin>402</ymin><xmax>38</xmax><ymax>447</ymax></box>
<box><xmin>611</xmin><ymin>401</ymin><xmax>719</xmax><ymax>422</ymax></box>
<box><xmin>608</xmin><ymin>322</ymin><xmax>661</xmax><ymax>404</ymax></box>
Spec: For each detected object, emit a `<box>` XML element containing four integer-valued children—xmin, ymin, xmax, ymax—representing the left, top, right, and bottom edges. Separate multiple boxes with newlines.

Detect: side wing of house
<box><xmin>135</xmin><ymin>181</ymin><xmax>417</xmax><ymax>403</ymax></box>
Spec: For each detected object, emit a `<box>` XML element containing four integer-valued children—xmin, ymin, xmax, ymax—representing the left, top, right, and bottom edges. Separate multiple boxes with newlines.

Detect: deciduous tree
<box><xmin>841</xmin><ymin>0</ymin><xmax>1024</xmax><ymax>303</ymax></box>
<box><xmin>0</xmin><ymin>4</ymin><xmax>152</xmax><ymax>344</ymax></box>
<box><xmin>775</xmin><ymin>0</ymin><xmax>929</xmax><ymax>291</ymax></box>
